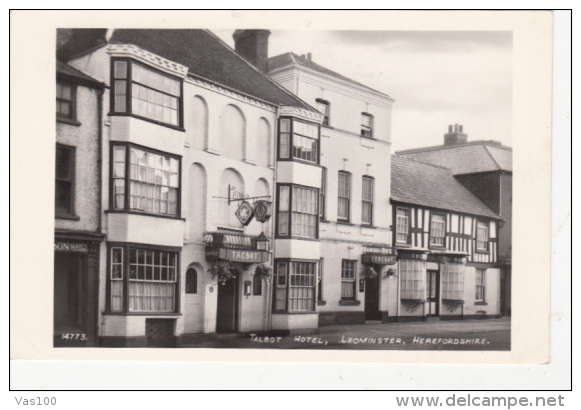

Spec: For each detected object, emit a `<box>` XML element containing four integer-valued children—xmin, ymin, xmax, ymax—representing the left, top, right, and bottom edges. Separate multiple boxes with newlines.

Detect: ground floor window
<box><xmin>442</xmin><ymin>262</ymin><xmax>465</xmax><ymax>301</ymax></box>
<box><xmin>399</xmin><ymin>259</ymin><xmax>426</xmax><ymax>300</ymax></box>
<box><xmin>341</xmin><ymin>259</ymin><xmax>357</xmax><ymax>300</ymax></box>
<box><xmin>273</xmin><ymin>260</ymin><xmax>316</xmax><ymax>312</ymax></box>
<box><xmin>108</xmin><ymin>244</ymin><xmax>178</xmax><ymax>313</ymax></box>
<box><xmin>475</xmin><ymin>268</ymin><xmax>486</xmax><ymax>302</ymax></box>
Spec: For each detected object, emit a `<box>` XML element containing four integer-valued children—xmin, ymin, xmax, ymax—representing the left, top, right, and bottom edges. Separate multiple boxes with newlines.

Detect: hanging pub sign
<box><xmin>235</xmin><ymin>201</ymin><xmax>255</xmax><ymax>226</ymax></box>
<box><xmin>253</xmin><ymin>200</ymin><xmax>272</xmax><ymax>223</ymax></box>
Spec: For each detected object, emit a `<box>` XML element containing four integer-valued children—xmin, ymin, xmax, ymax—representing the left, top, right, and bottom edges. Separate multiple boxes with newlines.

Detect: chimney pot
<box><xmin>448</xmin><ymin>125</ymin><xmax>453</xmax><ymax>132</ymax></box>
<box><xmin>232</xmin><ymin>29</ymin><xmax>271</xmax><ymax>73</ymax></box>
<box><xmin>444</xmin><ymin>123</ymin><xmax>468</xmax><ymax>146</ymax></box>
<box><xmin>307</xmin><ymin>52</ymin><xmax>312</xmax><ymax>61</ymax></box>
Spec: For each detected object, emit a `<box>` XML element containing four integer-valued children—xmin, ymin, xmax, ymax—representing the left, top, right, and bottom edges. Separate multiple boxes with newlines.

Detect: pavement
<box><xmin>183</xmin><ymin>317</ymin><xmax>511</xmax><ymax>351</ymax></box>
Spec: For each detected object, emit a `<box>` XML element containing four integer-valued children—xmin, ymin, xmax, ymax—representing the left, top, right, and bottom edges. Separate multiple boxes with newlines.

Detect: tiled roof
<box><xmin>391</xmin><ymin>155</ymin><xmax>499</xmax><ymax>219</ymax></box>
<box><xmin>57</xmin><ymin>60</ymin><xmax>104</xmax><ymax>88</ymax></box>
<box><xmin>107</xmin><ymin>29</ymin><xmax>314</xmax><ymax>110</ymax></box>
<box><xmin>268</xmin><ymin>52</ymin><xmax>391</xmax><ymax>98</ymax></box>
<box><xmin>396</xmin><ymin>141</ymin><xmax>512</xmax><ymax>174</ymax></box>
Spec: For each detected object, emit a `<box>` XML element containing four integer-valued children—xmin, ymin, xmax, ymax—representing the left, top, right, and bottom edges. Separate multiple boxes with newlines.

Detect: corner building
<box><xmin>269</xmin><ymin>53</ymin><xmax>395</xmax><ymax>327</ymax></box>
<box><xmin>59</xmin><ymin>29</ymin><xmax>322</xmax><ymax>346</ymax></box>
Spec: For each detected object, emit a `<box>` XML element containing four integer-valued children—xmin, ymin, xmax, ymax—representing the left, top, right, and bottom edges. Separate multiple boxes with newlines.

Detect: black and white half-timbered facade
<box><xmin>387</xmin><ymin>155</ymin><xmax>502</xmax><ymax>321</ymax></box>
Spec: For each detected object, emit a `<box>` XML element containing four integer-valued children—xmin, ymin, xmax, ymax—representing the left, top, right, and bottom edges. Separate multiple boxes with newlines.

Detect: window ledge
<box><xmin>105</xmin><ymin>209</ymin><xmax>185</xmax><ymax>221</ymax></box>
<box><xmin>103</xmin><ymin>312</ymin><xmax>182</xmax><ymax>317</ymax></box>
<box><xmin>336</xmin><ymin>220</ymin><xmax>354</xmax><ymax>226</ymax></box>
<box><xmin>317</xmin><ymin>300</ymin><xmax>327</xmax><ymax>306</ymax></box>
<box><xmin>360</xmin><ymin>224</ymin><xmax>376</xmax><ymax>229</ymax></box>
<box><xmin>442</xmin><ymin>299</ymin><xmax>465</xmax><ymax>304</ymax></box>
<box><xmin>474</xmin><ymin>301</ymin><xmax>488</xmax><ymax>306</ymax></box>
<box><xmin>339</xmin><ymin>299</ymin><xmax>360</xmax><ymax>306</ymax></box>
<box><xmin>109</xmin><ymin>113</ymin><xmax>185</xmax><ymax>132</ymax></box>
<box><xmin>57</xmin><ymin>117</ymin><xmax>81</xmax><ymax>126</ymax></box>
<box><xmin>401</xmin><ymin>298</ymin><xmax>426</xmax><ymax>303</ymax></box>
<box><xmin>56</xmin><ymin>213</ymin><xmax>80</xmax><ymax>221</ymax></box>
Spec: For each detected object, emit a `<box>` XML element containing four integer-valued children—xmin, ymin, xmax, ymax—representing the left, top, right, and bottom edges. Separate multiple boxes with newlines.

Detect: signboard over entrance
<box><xmin>362</xmin><ymin>253</ymin><xmax>397</xmax><ymax>265</ymax></box>
<box><xmin>206</xmin><ymin>248</ymin><xmax>269</xmax><ymax>263</ymax></box>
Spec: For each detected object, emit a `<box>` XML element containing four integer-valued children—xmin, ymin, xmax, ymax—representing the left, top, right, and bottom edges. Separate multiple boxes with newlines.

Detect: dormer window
<box><xmin>316</xmin><ymin>99</ymin><xmax>330</xmax><ymax>127</ymax></box>
<box><xmin>111</xmin><ymin>59</ymin><xmax>182</xmax><ymax>128</ymax></box>
<box><xmin>361</xmin><ymin>112</ymin><xmax>373</xmax><ymax>138</ymax></box>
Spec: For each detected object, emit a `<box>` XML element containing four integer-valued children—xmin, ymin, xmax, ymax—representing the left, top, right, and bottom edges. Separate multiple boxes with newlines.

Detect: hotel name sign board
<box><xmin>54</xmin><ymin>241</ymin><xmax>89</xmax><ymax>253</ymax></box>
<box><xmin>361</xmin><ymin>254</ymin><xmax>397</xmax><ymax>265</ymax></box>
<box><xmin>206</xmin><ymin>248</ymin><xmax>269</xmax><ymax>263</ymax></box>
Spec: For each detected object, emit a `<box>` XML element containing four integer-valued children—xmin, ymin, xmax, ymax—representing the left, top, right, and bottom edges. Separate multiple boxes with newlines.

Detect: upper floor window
<box><xmin>430</xmin><ymin>213</ymin><xmax>446</xmax><ymax>247</ymax></box>
<box><xmin>55</xmin><ymin>144</ymin><xmax>75</xmax><ymax>217</ymax></box>
<box><xmin>337</xmin><ymin>171</ymin><xmax>351</xmax><ymax>222</ymax></box>
<box><xmin>276</xmin><ymin>184</ymin><xmax>318</xmax><ymax>238</ymax></box>
<box><xmin>319</xmin><ymin>167</ymin><xmax>327</xmax><ymax>220</ymax></box>
<box><xmin>396</xmin><ymin>208</ymin><xmax>410</xmax><ymax>243</ymax></box>
<box><xmin>476</xmin><ymin>221</ymin><xmax>489</xmax><ymax>251</ymax></box>
<box><xmin>316</xmin><ymin>99</ymin><xmax>330</xmax><ymax>126</ymax></box>
<box><xmin>57</xmin><ymin>82</ymin><xmax>76</xmax><ymax>120</ymax></box>
<box><xmin>111</xmin><ymin>59</ymin><xmax>182</xmax><ymax>127</ymax></box>
<box><xmin>361</xmin><ymin>176</ymin><xmax>374</xmax><ymax>225</ymax></box>
<box><xmin>111</xmin><ymin>144</ymin><xmax>181</xmax><ymax>217</ymax></box>
<box><xmin>361</xmin><ymin>113</ymin><xmax>373</xmax><ymax>138</ymax></box>
<box><xmin>278</xmin><ymin>117</ymin><xmax>320</xmax><ymax>164</ymax></box>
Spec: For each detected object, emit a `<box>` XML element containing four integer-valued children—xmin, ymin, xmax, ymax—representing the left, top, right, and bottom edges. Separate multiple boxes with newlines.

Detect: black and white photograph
<box><xmin>51</xmin><ymin>25</ymin><xmax>515</xmax><ymax>351</ymax></box>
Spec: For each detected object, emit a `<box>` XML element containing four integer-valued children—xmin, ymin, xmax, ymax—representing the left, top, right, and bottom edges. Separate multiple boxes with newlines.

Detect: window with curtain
<box><xmin>399</xmin><ymin>259</ymin><xmax>426</xmax><ymax>300</ymax></box>
<box><xmin>341</xmin><ymin>260</ymin><xmax>357</xmax><ymax>300</ymax></box>
<box><xmin>274</xmin><ymin>261</ymin><xmax>316</xmax><ymax>312</ymax></box>
<box><xmin>277</xmin><ymin>117</ymin><xmax>320</xmax><ymax>164</ymax></box>
<box><xmin>475</xmin><ymin>269</ymin><xmax>486</xmax><ymax>302</ymax></box>
<box><xmin>111</xmin><ymin>144</ymin><xmax>180</xmax><ymax>217</ymax></box>
<box><xmin>396</xmin><ymin>208</ymin><xmax>410</xmax><ymax>243</ymax></box>
<box><xmin>109</xmin><ymin>246</ymin><xmax>178</xmax><ymax>313</ymax></box>
<box><xmin>362</xmin><ymin>176</ymin><xmax>374</xmax><ymax>225</ymax></box>
<box><xmin>276</xmin><ymin>185</ymin><xmax>318</xmax><ymax>238</ymax></box>
<box><xmin>337</xmin><ymin>172</ymin><xmax>351</xmax><ymax>221</ymax></box>
<box><xmin>430</xmin><ymin>214</ymin><xmax>446</xmax><ymax>247</ymax></box>
<box><xmin>441</xmin><ymin>262</ymin><xmax>465</xmax><ymax>301</ymax></box>
<box><xmin>476</xmin><ymin>221</ymin><xmax>489</xmax><ymax>251</ymax></box>
<box><xmin>111</xmin><ymin>59</ymin><xmax>182</xmax><ymax>127</ymax></box>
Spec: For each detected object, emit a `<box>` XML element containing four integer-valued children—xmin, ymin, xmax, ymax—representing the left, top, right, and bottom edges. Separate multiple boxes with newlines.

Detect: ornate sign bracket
<box><xmin>213</xmin><ymin>185</ymin><xmax>271</xmax><ymax>205</ymax></box>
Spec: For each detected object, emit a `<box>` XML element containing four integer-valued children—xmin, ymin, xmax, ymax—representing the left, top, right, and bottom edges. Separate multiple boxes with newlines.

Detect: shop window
<box><xmin>111</xmin><ymin>143</ymin><xmax>180</xmax><ymax>217</ymax></box>
<box><xmin>252</xmin><ymin>275</ymin><xmax>262</xmax><ymax>296</ymax></box>
<box><xmin>316</xmin><ymin>99</ymin><xmax>330</xmax><ymax>126</ymax></box>
<box><xmin>341</xmin><ymin>260</ymin><xmax>357</xmax><ymax>300</ymax></box>
<box><xmin>277</xmin><ymin>117</ymin><xmax>320</xmax><ymax>164</ymax></box>
<box><xmin>476</xmin><ymin>221</ymin><xmax>489</xmax><ymax>251</ymax></box>
<box><xmin>55</xmin><ymin>144</ymin><xmax>75</xmax><ymax>217</ymax></box>
<box><xmin>108</xmin><ymin>245</ymin><xmax>179</xmax><ymax>313</ymax></box>
<box><xmin>273</xmin><ymin>260</ymin><xmax>316</xmax><ymax>312</ymax></box>
<box><xmin>337</xmin><ymin>171</ymin><xmax>351</xmax><ymax>222</ymax></box>
<box><xmin>442</xmin><ymin>262</ymin><xmax>465</xmax><ymax>301</ymax></box>
<box><xmin>362</xmin><ymin>176</ymin><xmax>374</xmax><ymax>225</ymax></box>
<box><xmin>475</xmin><ymin>268</ymin><xmax>486</xmax><ymax>302</ymax></box>
<box><xmin>111</xmin><ymin>59</ymin><xmax>182</xmax><ymax>127</ymax></box>
<box><xmin>396</xmin><ymin>208</ymin><xmax>410</xmax><ymax>244</ymax></box>
<box><xmin>361</xmin><ymin>113</ymin><xmax>373</xmax><ymax>138</ymax></box>
<box><xmin>400</xmin><ymin>259</ymin><xmax>426</xmax><ymax>300</ymax></box>
<box><xmin>56</xmin><ymin>82</ymin><xmax>76</xmax><ymax>120</ymax></box>
<box><xmin>186</xmin><ymin>268</ymin><xmax>198</xmax><ymax>294</ymax></box>
<box><xmin>276</xmin><ymin>184</ymin><xmax>318</xmax><ymax>238</ymax></box>
<box><xmin>430</xmin><ymin>213</ymin><xmax>446</xmax><ymax>247</ymax></box>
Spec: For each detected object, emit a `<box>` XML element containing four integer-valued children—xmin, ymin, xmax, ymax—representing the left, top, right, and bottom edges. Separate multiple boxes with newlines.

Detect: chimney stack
<box><xmin>232</xmin><ymin>29</ymin><xmax>271</xmax><ymax>73</ymax></box>
<box><xmin>444</xmin><ymin>123</ymin><xmax>468</xmax><ymax>146</ymax></box>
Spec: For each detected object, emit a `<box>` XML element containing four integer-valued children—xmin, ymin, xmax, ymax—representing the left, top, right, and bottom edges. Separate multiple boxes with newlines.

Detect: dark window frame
<box><xmin>56</xmin><ymin>81</ymin><xmax>77</xmax><ymax>121</ymax></box>
<box><xmin>361</xmin><ymin>112</ymin><xmax>374</xmax><ymax>138</ymax></box>
<box><xmin>110</xmin><ymin>58</ymin><xmax>184</xmax><ymax>130</ymax></box>
<box><xmin>109</xmin><ymin>142</ymin><xmax>182</xmax><ymax>219</ymax></box>
<box><xmin>272</xmin><ymin>258</ymin><xmax>318</xmax><ymax>313</ymax></box>
<box><xmin>315</xmin><ymin>98</ymin><xmax>330</xmax><ymax>127</ymax></box>
<box><xmin>106</xmin><ymin>242</ymin><xmax>181</xmax><ymax>315</ymax></box>
<box><xmin>252</xmin><ymin>274</ymin><xmax>263</xmax><ymax>296</ymax></box>
<box><xmin>337</xmin><ymin>171</ymin><xmax>352</xmax><ymax>222</ymax></box>
<box><xmin>185</xmin><ymin>268</ymin><xmax>198</xmax><ymax>294</ymax></box>
<box><xmin>277</xmin><ymin>116</ymin><xmax>321</xmax><ymax>165</ymax></box>
<box><xmin>55</xmin><ymin>143</ymin><xmax>76</xmax><ymax>218</ymax></box>
<box><xmin>275</xmin><ymin>183</ymin><xmax>319</xmax><ymax>239</ymax></box>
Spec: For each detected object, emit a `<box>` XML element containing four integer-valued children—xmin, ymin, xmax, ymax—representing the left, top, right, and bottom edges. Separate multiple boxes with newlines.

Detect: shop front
<box><xmin>54</xmin><ymin>233</ymin><xmax>103</xmax><ymax>347</ymax></box>
<box><xmin>361</xmin><ymin>245</ymin><xmax>397</xmax><ymax>321</ymax></box>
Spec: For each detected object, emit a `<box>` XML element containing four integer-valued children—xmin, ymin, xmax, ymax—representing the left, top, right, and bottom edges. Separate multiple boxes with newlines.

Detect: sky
<box><xmin>214</xmin><ymin>30</ymin><xmax>512</xmax><ymax>152</ymax></box>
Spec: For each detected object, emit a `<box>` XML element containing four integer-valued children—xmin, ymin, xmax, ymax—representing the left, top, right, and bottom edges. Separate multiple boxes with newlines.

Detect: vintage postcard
<box><xmin>10</xmin><ymin>10</ymin><xmax>553</xmax><ymax>367</ymax></box>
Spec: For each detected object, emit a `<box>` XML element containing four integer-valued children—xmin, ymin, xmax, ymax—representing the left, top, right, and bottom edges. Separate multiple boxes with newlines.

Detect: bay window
<box><xmin>337</xmin><ymin>171</ymin><xmax>351</xmax><ymax>221</ymax></box>
<box><xmin>111</xmin><ymin>144</ymin><xmax>180</xmax><ymax>217</ymax></box>
<box><xmin>442</xmin><ymin>262</ymin><xmax>465</xmax><ymax>301</ymax></box>
<box><xmin>276</xmin><ymin>184</ymin><xmax>318</xmax><ymax>238</ymax></box>
<box><xmin>430</xmin><ymin>213</ymin><xmax>446</xmax><ymax>247</ymax></box>
<box><xmin>399</xmin><ymin>259</ymin><xmax>426</xmax><ymax>300</ymax></box>
<box><xmin>277</xmin><ymin>117</ymin><xmax>320</xmax><ymax>164</ymax></box>
<box><xmin>108</xmin><ymin>245</ymin><xmax>179</xmax><ymax>313</ymax></box>
<box><xmin>111</xmin><ymin>59</ymin><xmax>182</xmax><ymax>127</ymax></box>
<box><xmin>476</xmin><ymin>221</ymin><xmax>489</xmax><ymax>251</ymax></box>
<box><xmin>273</xmin><ymin>260</ymin><xmax>317</xmax><ymax>312</ymax></box>
<box><xmin>396</xmin><ymin>208</ymin><xmax>410</xmax><ymax>244</ymax></box>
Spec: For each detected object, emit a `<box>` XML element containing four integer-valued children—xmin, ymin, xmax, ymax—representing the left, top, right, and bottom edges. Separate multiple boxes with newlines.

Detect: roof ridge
<box><xmin>205</xmin><ymin>31</ymin><xmax>318</xmax><ymax>113</ymax></box>
<box><xmin>483</xmin><ymin>145</ymin><xmax>502</xmax><ymax>171</ymax></box>
<box><xmin>397</xmin><ymin>140</ymin><xmax>512</xmax><ymax>155</ymax></box>
<box><xmin>393</xmin><ymin>154</ymin><xmax>451</xmax><ymax>171</ymax></box>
